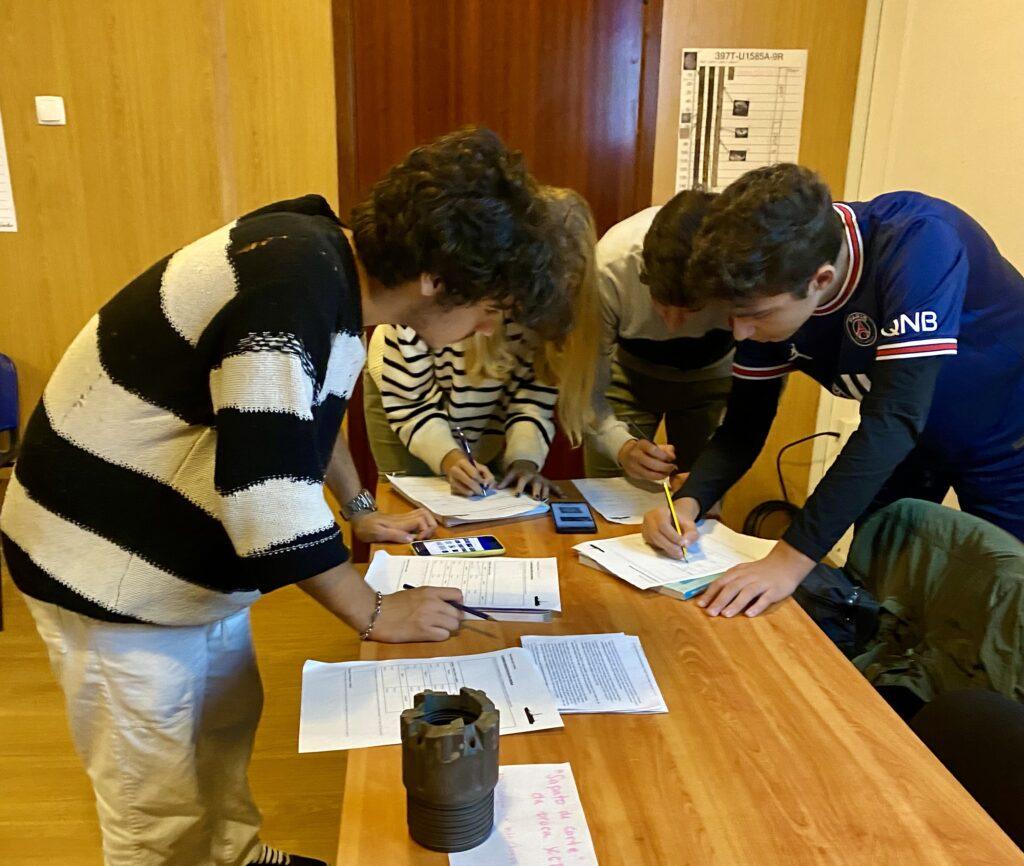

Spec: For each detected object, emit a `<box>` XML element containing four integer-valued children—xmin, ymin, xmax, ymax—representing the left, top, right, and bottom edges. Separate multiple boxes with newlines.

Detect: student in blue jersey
<box><xmin>0</xmin><ymin>128</ymin><xmax>568</xmax><ymax>866</ymax></box>
<box><xmin>642</xmin><ymin>163</ymin><xmax>1024</xmax><ymax>619</ymax></box>
<box><xmin>363</xmin><ymin>187</ymin><xmax>599</xmax><ymax>500</ymax></box>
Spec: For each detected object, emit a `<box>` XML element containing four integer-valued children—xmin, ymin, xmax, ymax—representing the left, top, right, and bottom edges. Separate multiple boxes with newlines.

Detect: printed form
<box><xmin>365</xmin><ymin>550</ymin><xmax>561</xmax><ymax>612</ymax></box>
<box><xmin>574</xmin><ymin>520</ymin><xmax>775</xmax><ymax>590</ymax></box>
<box><xmin>520</xmin><ymin>633</ymin><xmax>667</xmax><ymax>714</ymax></box>
<box><xmin>388</xmin><ymin>474</ymin><xmax>549</xmax><ymax>525</ymax></box>
<box><xmin>573</xmin><ymin>477</ymin><xmax>665</xmax><ymax>525</ymax></box>
<box><xmin>299</xmin><ymin>648</ymin><xmax>562</xmax><ymax>752</ymax></box>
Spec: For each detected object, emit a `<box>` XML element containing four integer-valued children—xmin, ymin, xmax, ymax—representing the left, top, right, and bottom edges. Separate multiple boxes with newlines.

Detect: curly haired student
<box><xmin>0</xmin><ymin>127</ymin><xmax>565</xmax><ymax>866</ymax></box>
<box><xmin>363</xmin><ymin>187</ymin><xmax>598</xmax><ymax>500</ymax></box>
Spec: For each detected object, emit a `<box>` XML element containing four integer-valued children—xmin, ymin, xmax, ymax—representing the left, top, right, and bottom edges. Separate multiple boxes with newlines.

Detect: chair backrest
<box><xmin>0</xmin><ymin>354</ymin><xmax>16</xmax><ymax>432</ymax></box>
<box><xmin>0</xmin><ymin>353</ymin><xmax>18</xmax><ymax>464</ymax></box>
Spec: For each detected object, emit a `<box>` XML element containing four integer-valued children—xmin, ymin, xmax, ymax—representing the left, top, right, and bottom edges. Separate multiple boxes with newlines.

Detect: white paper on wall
<box><xmin>676</xmin><ymin>48</ymin><xmax>807</xmax><ymax>193</ymax></box>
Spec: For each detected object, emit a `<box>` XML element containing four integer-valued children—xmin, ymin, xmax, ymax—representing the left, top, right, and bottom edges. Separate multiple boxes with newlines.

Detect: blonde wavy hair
<box><xmin>463</xmin><ymin>186</ymin><xmax>600</xmax><ymax>447</ymax></box>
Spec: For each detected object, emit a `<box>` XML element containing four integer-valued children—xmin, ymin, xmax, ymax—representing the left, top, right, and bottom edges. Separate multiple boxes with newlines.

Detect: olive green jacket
<box><xmin>847</xmin><ymin>499</ymin><xmax>1024</xmax><ymax>703</ymax></box>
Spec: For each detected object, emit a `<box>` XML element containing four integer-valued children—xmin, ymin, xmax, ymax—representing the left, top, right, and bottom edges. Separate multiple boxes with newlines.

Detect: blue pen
<box><xmin>402</xmin><ymin>583</ymin><xmax>495</xmax><ymax>621</ymax></box>
<box><xmin>453</xmin><ymin>425</ymin><xmax>490</xmax><ymax>493</ymax></box>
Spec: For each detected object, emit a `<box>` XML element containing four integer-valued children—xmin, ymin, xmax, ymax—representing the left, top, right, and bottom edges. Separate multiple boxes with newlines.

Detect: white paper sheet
<box><xmin>520</xmin><ymin>633</ymin><xmax>667</xmax><ymax>714</ymax></box>
<box><xmin>388</xmin><ymin>474</ymin><xmax>549</xmax><ymax>525</ymax></box>
<box><xmin>572</xmin><ymin>477</ymin><xmax>665</xmax><ymax>525</ymax></box>
<box><xmin>448</xmin><ymin>763</ymin><xmax>598</xmax><ymax>866</ymax></box>
<box><xmin>0</xmin><ymin>107</ymin><xmax>17</xmax><ymax>232</ymax></box>
<box><xmin>675</xmin><ymin>47</ymin><xmax>807</xmax><ymax>193</ymax></box>
<box><xmin>299</xmin><ymin>648</ymin><xmax>562</xmax><ymax>752</ymax></box>
<box><xmin>365</xmin><ymin>550</ymin><xmax>561</xmax><ymax>613</ymax></box>
<box><xmin>574</xmin><ymin>520</ymin><xmax>775</xmax><ymax>590</ymax></box>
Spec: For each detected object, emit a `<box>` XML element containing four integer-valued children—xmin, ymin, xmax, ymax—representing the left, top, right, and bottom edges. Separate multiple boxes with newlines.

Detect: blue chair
<box><xmin>0</xmin><ymin>353</ymin><xmax>18</xmax><ymax>466</ymax></box>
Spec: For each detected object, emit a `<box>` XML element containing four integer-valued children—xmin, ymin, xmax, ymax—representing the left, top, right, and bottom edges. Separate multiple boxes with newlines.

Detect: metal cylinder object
<box><xmin>400</xmin><ymin>687</ymin><xmax>500</xmax><ymax>852</ymax></box>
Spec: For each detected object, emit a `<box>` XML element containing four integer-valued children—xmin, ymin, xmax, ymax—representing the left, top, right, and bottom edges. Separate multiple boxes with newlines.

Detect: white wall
<box><xmin>850</xmin><ymin>0</ymin><xmax>1024</xmax><ymax>268</ymax></box>
<box><xmin>811</xmin><ymin>0</ymin><xmax>1024</xmax><ymax>555</ymax></box>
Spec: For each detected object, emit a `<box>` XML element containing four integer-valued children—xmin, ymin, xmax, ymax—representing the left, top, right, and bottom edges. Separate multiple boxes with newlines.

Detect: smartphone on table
<box><xmin>410</xmin><ymin>535</ymin><xmax>505</xmax><ymax>557</ymax></box>
<box><xmin>550</xmin><ymin>501</ymin><xmax>598</xmax><ymax>534</ymax></box>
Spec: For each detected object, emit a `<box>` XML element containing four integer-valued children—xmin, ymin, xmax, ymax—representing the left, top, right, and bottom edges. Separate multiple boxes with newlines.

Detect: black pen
<box><xmin>453</xmin><ymin>425</ymin><xmax>490</xmax><ymax>493</ymax></box>
<box><xmin>402</xmin><ymin>583</ymin><xmax>495</xmax><ymax>621</ymax></box>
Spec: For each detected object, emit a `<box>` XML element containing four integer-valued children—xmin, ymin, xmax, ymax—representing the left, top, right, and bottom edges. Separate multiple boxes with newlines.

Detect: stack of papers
<box><xmin>365</xmin><ymin>550</ymin><xmax>561</xmax><ymax>622</ymax></box>
<box><xmin>520</xmin><ymin>633</ymin><xmax>667</xmax><ymax>714</ymax></box>
<box><xmin>574</xmin><ymin>520</ymin><xmax>775</xmax><ymax>599</ymax></box>
<box><xmin>449</xmin><ymin>763</ymin><xmax>598</xmax><ymax>866</ymax></box>
<box><xmin>299</xmin><ymin>648</ymin><xmax>562</xmax><ymax>752</ymax></box>
<box><xmin>573</xmin><ymin>477</ymin><xmax>666</xmax><ymax>525</ymax></box>
<box><xmin>388</xmin><ymin>474</ymin><xmax>550</xmax><ymax>526</ymax></box>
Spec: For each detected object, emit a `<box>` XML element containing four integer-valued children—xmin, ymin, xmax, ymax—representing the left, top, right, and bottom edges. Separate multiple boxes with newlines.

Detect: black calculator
<box><xmin>550</xmin><ymin>501</ymin><xmax>598</xmax><ymax>534</ymax></box>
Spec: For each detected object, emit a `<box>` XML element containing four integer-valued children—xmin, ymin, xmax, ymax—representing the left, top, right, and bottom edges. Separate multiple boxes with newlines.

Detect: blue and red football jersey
<box><xmin>732</xmin><ymin>192</ymin><xmax>1024</xmax><ymax>474</ymax></box>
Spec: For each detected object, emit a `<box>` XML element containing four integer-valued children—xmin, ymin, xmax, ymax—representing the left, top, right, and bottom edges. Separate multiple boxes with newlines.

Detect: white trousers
<box><xmin>25</xmin><ymin>596</ymin><xmax>264</xmax><ymax>866</ymax></box>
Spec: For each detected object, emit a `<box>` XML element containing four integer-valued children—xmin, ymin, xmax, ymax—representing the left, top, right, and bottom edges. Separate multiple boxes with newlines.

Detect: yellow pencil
<box><xmin>662</xmin><ymin>478</ymin><xmax>688</xmax><ymax>562</ymax></box>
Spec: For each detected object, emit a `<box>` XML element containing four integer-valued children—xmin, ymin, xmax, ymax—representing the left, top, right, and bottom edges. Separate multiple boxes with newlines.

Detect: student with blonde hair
<box><xmin>363</xmin><ymin>187</ymin><xmax>600</xmax><ymax>500</ymax></box>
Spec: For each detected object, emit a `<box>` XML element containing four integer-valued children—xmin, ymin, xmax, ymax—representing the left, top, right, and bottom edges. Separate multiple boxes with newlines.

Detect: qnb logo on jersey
<box><xmin>880</xmin><ymin>310</ymin><xmax>939</xmax><ymax>338</ymax></box>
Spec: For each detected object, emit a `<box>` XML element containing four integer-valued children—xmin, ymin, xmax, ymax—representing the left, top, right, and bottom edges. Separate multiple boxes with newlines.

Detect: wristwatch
<box><xmin>340</xmin><ymin>488</ymin><xmax>378</xmax><ymax>521</ymax></box>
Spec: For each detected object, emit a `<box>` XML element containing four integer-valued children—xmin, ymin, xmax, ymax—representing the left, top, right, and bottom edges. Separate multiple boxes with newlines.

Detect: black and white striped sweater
<box><xmin>366</xmin><ymin>323</ymin><xmax>558</xmax><ymax>474</ymax></box>
<box><xmin>0</xmin><ymin>195</ymin><xmax>363</xmax><ymax>626</ymax></box>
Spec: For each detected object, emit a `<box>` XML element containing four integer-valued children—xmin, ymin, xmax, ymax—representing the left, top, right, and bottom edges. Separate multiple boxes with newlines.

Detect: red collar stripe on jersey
<box><xmin>732</xmin><ymin>362</ymin><xmax>795</xmax><ymax>380</ymax></box>
<box><xmin>814</xmin><ymin>203</ymin><xmax>863</xmax><ymax>317</ymax></box>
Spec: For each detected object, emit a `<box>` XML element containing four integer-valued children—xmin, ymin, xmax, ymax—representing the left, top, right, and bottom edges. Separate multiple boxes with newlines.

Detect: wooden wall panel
<box><xmin>338</xmin><ymin>0</ymin><xmax>663</xmax><ymax>498</ymax></box>
<box><xmin>0</xmin><ymin>0</ymin><xmax>338</xmax><ymax>428</ymax></box>
<box><xmin>344</xmin><ymin>0</ymin><xmax>657</xmax><ymax>234</ymax></box>
<box><xmin>651</xmin><ymin>0</ymin><xmax>867</xmax><ymax>526</ymax></box>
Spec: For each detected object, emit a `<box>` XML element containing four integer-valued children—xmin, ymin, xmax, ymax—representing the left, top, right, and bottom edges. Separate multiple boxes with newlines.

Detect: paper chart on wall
<box><xmin>0</xmin><ymin>107</ymin><xmax>18</xmax><ymax>232</ymax></box>
<box><xmin>676</xmin><ymin>47</ymin><xmax>807</xmax><ymax>193</ymax></box>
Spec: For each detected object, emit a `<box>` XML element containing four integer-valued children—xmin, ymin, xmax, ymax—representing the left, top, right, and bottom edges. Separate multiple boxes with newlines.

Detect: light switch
<box><xmin>35</xmin><ymin>96</ymin><xmax>66</xmax><ymax>125</ymax></box>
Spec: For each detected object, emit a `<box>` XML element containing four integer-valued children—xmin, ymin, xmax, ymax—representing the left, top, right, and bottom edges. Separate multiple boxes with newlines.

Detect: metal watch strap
<box><xmin>341</xmin><ymin>488</ymin><xmax>377</xmax><ymax>521</ymax></box>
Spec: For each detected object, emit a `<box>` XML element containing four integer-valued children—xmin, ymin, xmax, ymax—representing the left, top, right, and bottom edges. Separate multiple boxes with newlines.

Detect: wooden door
<box><xmin>334</xmin><ymin>0</ymin><xmax>663</xmax><ymax>519</ymax></box>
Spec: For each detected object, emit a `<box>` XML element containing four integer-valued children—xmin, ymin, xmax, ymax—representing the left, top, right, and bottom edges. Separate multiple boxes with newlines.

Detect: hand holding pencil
<box><xmin>661</xmin><ymin>479</ymin><xmax>689</xmax><ymax>562</ymax></box>
<box><xmin>642</xmin><ymin>491</ymin><xmax>700</xmax><ymax>561</ymax></box>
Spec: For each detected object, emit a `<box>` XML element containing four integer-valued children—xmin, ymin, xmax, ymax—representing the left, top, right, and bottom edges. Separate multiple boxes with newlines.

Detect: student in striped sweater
<box><xmin>0</xmin><ymin>128</ymin><xmax>567</xmax><ymax>866</ymax></box>
<box><xmin>363</xmin><ymin>188</ymin><xmax>599</xmax><ymax>500</ymax></box>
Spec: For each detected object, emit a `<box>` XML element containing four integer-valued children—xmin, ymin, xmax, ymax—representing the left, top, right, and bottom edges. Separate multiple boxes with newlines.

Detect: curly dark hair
<box><xmin>351</xmin><ymin>126</ymin><xmax>565</xmax><ymax>336</ymax></box>
<box><xmin>640</xmin><ymin>189</ymin><xmax>716</xmax><ymax>308</ymax></box>
<box><xmin>685</xmin><ymin>163</ymin><xmax>843</xmax><ymax>304</ymax></box>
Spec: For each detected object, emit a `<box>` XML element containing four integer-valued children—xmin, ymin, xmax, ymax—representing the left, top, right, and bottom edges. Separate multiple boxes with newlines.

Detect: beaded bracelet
<box><xmin>360</xmin><ymin>591</ymin><xmax>384</xmax><ymax>641</ymax></box>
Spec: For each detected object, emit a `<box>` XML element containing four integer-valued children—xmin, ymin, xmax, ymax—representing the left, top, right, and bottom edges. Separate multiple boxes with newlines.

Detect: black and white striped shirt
<box><xmin>0</xmin><ymin>196</ymin><xmax>363</xmax><ymax>626</ymax></box>
<box><xmin>366</xmin><ymin>323</ymin><xmax>558</xmax><ymax>473</ymax></box>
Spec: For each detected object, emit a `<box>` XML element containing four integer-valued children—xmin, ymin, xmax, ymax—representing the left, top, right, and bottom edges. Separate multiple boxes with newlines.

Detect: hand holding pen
<box><xmin>441</xmin><ymin>427</ymin><xmax>495</xmax><ymax>497</ymax></box>
<box><xmin>619</xmin><ymin>421</ymin><xmax>678</xmax><ymax>482</ymax></box>
<box><xmin>403</xmin><ymin>583</ymin><xmax>494</xmax><ymax>621</ymax></box>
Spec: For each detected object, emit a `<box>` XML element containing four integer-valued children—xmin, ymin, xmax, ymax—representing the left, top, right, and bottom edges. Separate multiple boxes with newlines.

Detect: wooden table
<box><xmin>337</xmin><ymin>484</ymin><xmax>1022</xmax><ymax>865</ymax></box>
